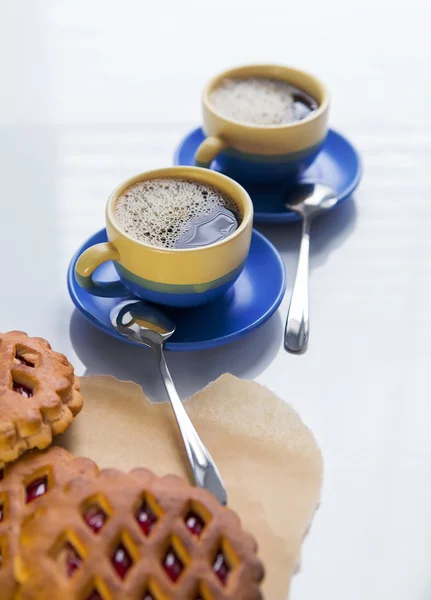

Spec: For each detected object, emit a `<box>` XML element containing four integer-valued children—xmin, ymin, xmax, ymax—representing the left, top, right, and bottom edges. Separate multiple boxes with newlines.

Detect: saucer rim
<box><xmin>174</xmin><ymin>126</ymin><xmax>362</xmax><ymax>224</ymax></box>
<box><xmin>67</xmin><ymin>228</ymin><xmax>286</xmax><ymax>352</ymax></box>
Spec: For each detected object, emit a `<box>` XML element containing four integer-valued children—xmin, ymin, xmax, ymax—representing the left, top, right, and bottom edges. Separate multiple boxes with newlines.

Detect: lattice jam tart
<box><xmin>0</xmin><ymin>446</ymin><xmax>98</xmax><ymax>600</ymax></box>
<box><xmin>0</xmin><ymin>331</ymin><xmax>83</xmax><ymax>464</ymax></box>
<box><xmin>15</xmin><ymin>468</ymin><xmax>265</xmax><ymax>599</ymax></box>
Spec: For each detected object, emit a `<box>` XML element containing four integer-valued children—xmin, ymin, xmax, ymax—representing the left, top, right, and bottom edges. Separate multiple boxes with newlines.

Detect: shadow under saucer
<box><xmin>69</xmin><ymin>308</ymin><xmax>283</xmax><ymax>402</ymax></box>
<box><xmin>257</xmin><ymin>195</ymin><xmax>358</xmax><ymax>278</ymax></box>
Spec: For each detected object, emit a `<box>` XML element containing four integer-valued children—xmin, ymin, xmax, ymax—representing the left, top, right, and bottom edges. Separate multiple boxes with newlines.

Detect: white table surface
<box><xmin>1</xmin><ymin>1</ymin><xmax>431</xmax><ymax>598</ymax></box>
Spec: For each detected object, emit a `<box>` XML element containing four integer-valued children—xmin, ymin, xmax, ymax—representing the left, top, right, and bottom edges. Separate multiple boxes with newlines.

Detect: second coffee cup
<box><xmin>195</xmin><ymin>64</ymin><xmax>330</xmax><ymax>183</ymax></box>
<box><xmin>75</xmin><ymin>167</ymin><xmax>253</xmax><ymax>307</ymax></box>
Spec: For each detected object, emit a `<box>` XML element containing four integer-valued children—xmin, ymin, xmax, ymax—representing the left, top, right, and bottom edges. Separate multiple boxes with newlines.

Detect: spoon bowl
<box><xmin>112</xmin><ymin>301</ymin><xmax>176</xmax><ymax>346</ymax></box>
<box><xmin>285</xmin><ymin>182</ymin><xmax>338</xmax><ymax>220</ymax></box>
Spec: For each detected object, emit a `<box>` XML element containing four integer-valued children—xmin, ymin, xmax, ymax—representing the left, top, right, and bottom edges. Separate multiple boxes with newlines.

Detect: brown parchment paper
<box><xmin>58</xmin><ymin>374</ymin><xmax>323</xmax><ymax>599</ymax></box>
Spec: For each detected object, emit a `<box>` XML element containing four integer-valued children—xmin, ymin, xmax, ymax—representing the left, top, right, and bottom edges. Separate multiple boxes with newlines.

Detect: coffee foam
<box><xmin>115</xmin><ymin>178</ymin><xmax>241</xmax><ymax>249</ymax></box>
<box><xmin>210</xmin><ymin>76</ymin><xmax>299</xmax><ymax>126</ymax></box>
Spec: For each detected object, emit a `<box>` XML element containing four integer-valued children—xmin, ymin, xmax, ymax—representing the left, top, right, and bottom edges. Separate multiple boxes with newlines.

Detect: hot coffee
<box><xmin>210</xmin><ymin>76</ymin><xmax>318</xmax><ymax>126</ymax></box>
<box><xmin>115</xmin><ymin>178</ymin><xmax>241</xmax><ymax>250</ymax></box>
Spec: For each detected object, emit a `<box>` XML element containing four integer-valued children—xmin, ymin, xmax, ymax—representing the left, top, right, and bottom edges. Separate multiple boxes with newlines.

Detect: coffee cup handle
<box><xmin>194</xmin><ymin>135</ymin><xmax>228</xmax><ymax>168</ymax></box>
<box><xmin>75</xmin><ymin>242</ymin><xmax>130</xmax><ymax>297</ymax></box>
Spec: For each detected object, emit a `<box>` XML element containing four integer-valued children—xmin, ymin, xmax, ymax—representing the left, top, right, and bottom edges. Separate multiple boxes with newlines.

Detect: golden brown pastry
<box><xmin>0</xmin><ymin>446</ymin><xmax>98</xmax><ymax>599</ymax></box>
<box><xmin>15</xmin><ymin>468</ymin><xmax>264</xmax><ymax>599</ymax></box>
<box><xmin>0</xmin><ymin>331</ymin><xmax>83</xmax><ymax>464</ymax></box>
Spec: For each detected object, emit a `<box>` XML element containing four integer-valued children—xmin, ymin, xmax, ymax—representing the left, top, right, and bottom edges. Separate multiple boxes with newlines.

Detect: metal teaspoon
<box><xmin>111</xmin><ymin>300</ymin><xmax>227</xmax><ymax>505</ymax></box>
<box><xmin>284</xmin><ymin>183</ymin><xmax>338</xmax><ymax>353</ymax></box>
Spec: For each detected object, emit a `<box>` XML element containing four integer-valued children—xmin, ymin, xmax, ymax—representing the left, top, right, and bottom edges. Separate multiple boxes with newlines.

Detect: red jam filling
<box><xmin>25</xmin><ymin>475</ymin><xmax>48</xmax><ymax>503</ymax></box>
<box><xmin>185</xmin><ymin>511</ymin><xmax>205</xmax><ymax>537</ymax></box>
<box><xmin>163</xmin><ymin>546</ymin><xmax>184</xmax><ymax>582</ymax></box>
<box><xmin>83</xmin><ymin>505</ymin><xmax>107</xmax><ymax>533</ymax></box>
<box><xmin>136</xmin><ymin>499</ymin><xmax>158</xmax><ymax>536</ymax></box>
<box><xmin>64</xmin><ymin>542</ymin><xmax>82</xmax><ymax>577</ymax></box>
<box><xmin>86</xmin><ymin>591</ymin><xmax>102</xmax><ymax>600</ymax></box>
<box><xmin>111</xmin><ymin>543</ymin><xmax>133</xmax><ymax>579</ymax></box>
<box><xmin>16</xmin><ymin>356</ymin><xmax>34</xmax><ymax>367</ymax></box>
<box><xmin>213</xmin><ymin>551</ymin><xmax>230</xmax><ymax>585</ymax></box>
<box><xmin>12</xmin><ymin>381</ymin><xmax>33</xmax><ymax>398</ymax></box>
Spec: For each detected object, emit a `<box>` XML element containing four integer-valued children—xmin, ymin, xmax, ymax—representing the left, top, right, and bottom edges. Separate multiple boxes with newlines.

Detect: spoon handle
<box><xmin>284</xmin><ymin>217</ymin><xmax>311</xmax><ymax>353</ymax></box>
<box><xmin>154</xmin><ymin>345</ymin><xmax>228</xmax><ymax>505</ymax></box>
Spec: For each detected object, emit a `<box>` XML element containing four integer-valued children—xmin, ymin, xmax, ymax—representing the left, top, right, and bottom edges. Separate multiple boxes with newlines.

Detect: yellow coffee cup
<box><xmin>195</xmin><ymin>64</ymin><xmax>330</xmax><ymax>182</ymax></box>
<box><xmin>75</xmin><ymin>167</ymin><xmax>253</xmax><ymax>307</ymax></box>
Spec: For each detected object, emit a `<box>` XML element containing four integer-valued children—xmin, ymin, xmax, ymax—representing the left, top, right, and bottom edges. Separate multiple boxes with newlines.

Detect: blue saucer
<box><xmin>174</xmin><ymin>127</ymin><xmax>362</xmax><ymax>224</ymax></box>
<box><xmin>68</xmin><ymin>229</ymin><xmax>286</xmax><ymax>352</ymax></box>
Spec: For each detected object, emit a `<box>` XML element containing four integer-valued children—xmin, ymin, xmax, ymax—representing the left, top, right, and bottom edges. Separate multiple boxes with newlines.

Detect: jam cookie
<box><xmin>0</xmin><ymin>331</ymin><xmax>83</xmax><ymax>464</ymax></box>
<box><xmin>0</xmin><ymin>446</ymin><xmax>98</xmax><ymax>600</ymax></box>
<box><xmin>15</xmin><ymin>468</ymin><xmax>264</xmax><ymax>599</ymax></box>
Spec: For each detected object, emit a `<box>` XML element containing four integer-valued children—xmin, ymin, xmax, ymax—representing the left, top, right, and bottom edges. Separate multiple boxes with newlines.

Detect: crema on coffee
<box><xmin>115</xmin><ymin>178</ymin><xmax>241</xmax><ymax>250</ymax></box>
<box><xmin>210</xmin><ymin>76</ymin><xmax>318</xmax><ymax>126</ymax></box>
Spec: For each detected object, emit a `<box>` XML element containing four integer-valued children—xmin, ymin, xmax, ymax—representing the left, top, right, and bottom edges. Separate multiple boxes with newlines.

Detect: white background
<box><xmin>1</xmin><ymin>1</ymin><xmax>431</xmax><ymax>598</ymax></box>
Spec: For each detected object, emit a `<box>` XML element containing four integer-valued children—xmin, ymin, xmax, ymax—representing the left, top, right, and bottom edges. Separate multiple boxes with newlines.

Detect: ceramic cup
<box><xmin>75</xmin><ymin>166</ymin><xmax>253</xmax><ymax>307</ymax></box>
<box><xmin>195</xmin><ymin>64</ymin><xmax>330</xmax><ymax>183</ymax></box>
